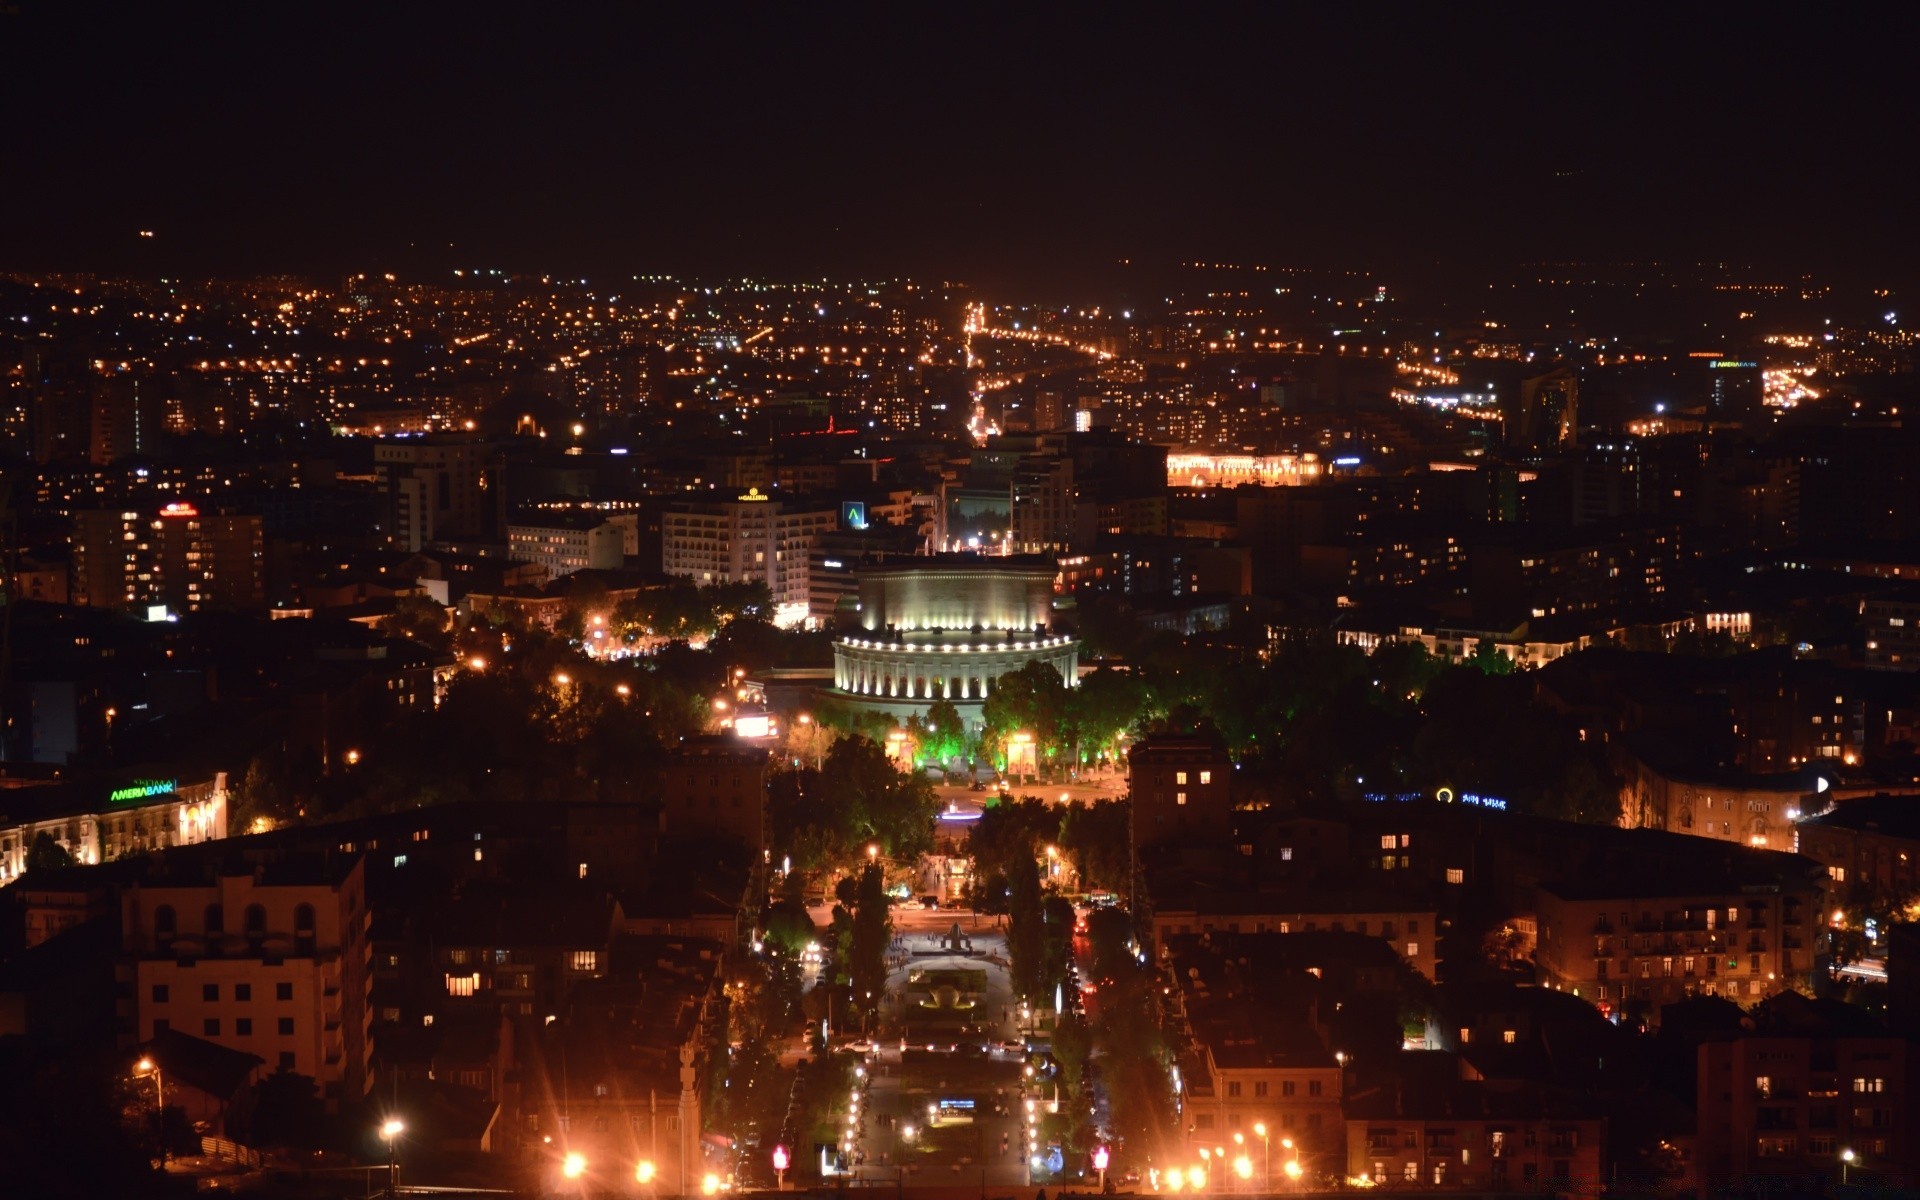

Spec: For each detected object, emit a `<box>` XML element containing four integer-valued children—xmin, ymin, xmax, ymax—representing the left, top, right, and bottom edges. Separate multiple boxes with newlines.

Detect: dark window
<box><xmin>152</xmin><ymin>984</ymin><xmax>170</xmax><ymax>1003</ymax></box>
<box><xmin>277</xmin><ymin>1017</ymin><xmax>294</xmax><ymax>1035</ymax></box>
<box><xmin>204</xmin><ymin>904</ymin><xmax>224</xmax><ymax>935</ymax></box>
<box><xmin>236</xmin><ymin>1018</ymin><xmax>253</xmax><ymax>1036</ymax></box>
<box><xmin>154</xmin><ymin>905</ymin><xmax>177</xmax><ymax>944</ymax></box>
<box><xmin>203</xmin><ymin>983</ymin><xmax>219</xmax><ymax>1002</ymax></box>
<box><xmin>244</xmin><ymin>904</ymin><xmax>267</xmax><ymax>941</ymax></box>
<box><xmin>276</xmin><ymin>982</ymin><xmax>293</xmax><ymax>1001</ymax></box>
<box><xmin>278</xmin><ymin>1051</ymin><xmax>296</xmax><ymax>1071</ymax></box>
<box><xmin>203</xmin><ymin>1018</ymin><xmax>220</xmax><ymax>1037</ymax></box>
<box><xmin>235</xmin><ymin>983</ymin><xmax>251</xmax><ymax>1002</ymax></box>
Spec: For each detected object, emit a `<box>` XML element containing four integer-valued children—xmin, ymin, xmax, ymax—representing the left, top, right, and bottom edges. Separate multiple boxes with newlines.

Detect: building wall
<box><xmin>1153</xmin><ymin>908</ymin><xmax>1438</xmax><ymax>980</ymax></box>
<box><xmin>1346</xmin><ymin>1115</ymin><xmax>1605</xmax><ymax>1191</ymax></box>
<box><xmin>1536</xmin><ymin>884</ymin><xmax>1818</xmax><ymax>1017</ymax></box>
<box><xmin>1697</xmin><ymin>1037</ymin><xmax>1914</xmax><ymax>1188</ymax></box>
<box><xmin>1130</xmin><ymin>736</ymin><xmax>1233</xmax><ymax>845</ymax></box>
<box><xmin>0</xmin><ymin>775</ymin><xmax>228</xmax><ymax>887</ymax></box>
<box><xmin>661</xmin><ymin>740</ymin><xmax>769</xmax><ymax>851</ymax></box>
<box><xmin>120</xmin><ymin>859</ymin><xmax>371</xmax><ymax>1105</ymax></box>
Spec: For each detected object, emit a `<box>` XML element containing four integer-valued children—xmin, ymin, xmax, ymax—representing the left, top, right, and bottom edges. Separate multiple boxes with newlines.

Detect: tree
<box><xmin>850</xmin><ymin>863</ymin><xmax>891</xmax><ymax>1025</ymax></box>
<box><xmin>26</xmin><ymin>831</ymin><xmax>74</xmax><ymax>872</ymax></box>
<box><xmin>982</xmin><ymin>659</ymin><xmax>1072</xmax><ymax>768</ymax></box>
<box><xmin>1466</xmin><ymin>638</ymin><xmax>1515</xmax><ymax>676</ymax></box>
<box><xmin>1067</xmin><ymin>667</ymin><xmax>1149</xmax><ymax>766</ymax></box>
<box><xmin>380</xmin><ymin>594</ymin><xmax>452</xmax><ymax>648</ymax></box>
<box><xmin>813</xmin><ymin>736</ymin><xmax>939</xmax><ymax>862</ymax></box>
<box><xmin>247</xmin><ymin>1069</ymin><xmax>325</xmax><ymax>1149</ymax></box>
<box><xmin>917</xmin><ymin>698</ymin><xmax>968</xmax><ymax>766</ymax></box>
<box><xmin>1007</xmin><ymin>852</ymin><xmax>1046</xmax><ymax>1004</ymax></box>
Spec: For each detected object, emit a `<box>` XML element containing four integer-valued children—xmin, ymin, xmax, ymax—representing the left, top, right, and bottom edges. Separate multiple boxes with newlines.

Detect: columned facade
<box><xmin>827</xmin><ymin>556</ymin><xmax>1077</xmax><ymax>728</ymax></box>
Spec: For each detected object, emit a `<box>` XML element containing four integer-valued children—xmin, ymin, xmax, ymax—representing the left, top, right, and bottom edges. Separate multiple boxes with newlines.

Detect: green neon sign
<box><xmin>110</xmin><ymin>780</ymin><xmax>178</xmax><ymax>803</ymax></box>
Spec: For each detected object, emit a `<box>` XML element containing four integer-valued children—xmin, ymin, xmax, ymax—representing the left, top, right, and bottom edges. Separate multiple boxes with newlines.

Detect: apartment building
<box><xmin>119</xmin><ymin>855</ymin><xmax>372</xmax><ymax>1106</ymax></box>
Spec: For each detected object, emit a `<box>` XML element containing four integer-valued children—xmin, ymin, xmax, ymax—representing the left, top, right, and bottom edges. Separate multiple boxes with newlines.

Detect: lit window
<box><xmin>1446</xmin><ymin>868</ymin><xmax>1464</xmax><ymax>884</ymax></box>
<box><xmin>570</xmin><ymin>950</ymin><xmax>600</xmax><ymax>972</ymax></box>
<box><xmin>1380</xmin><ymin>835</ymin><xmax>1397</xmax><ymax>851</ymax></box>
<box><xmin>1199</xmin><ymin>771</ymin><xmax>1212</xmax><ymax>785</ymax></box>
<box><xmin>1175</xmin><ymin>792</ymin><xmax>1187</xmax><ymax>806</ymax></box>
<box><xmin>1502</xmin><ymin>1030</ymin><xmax>1517</xmax><ymax>1044</ymax></box>
<box><xmin>1406</xmin><ymin>942</ymin><xmax>1419</xmax><ymax>959</ymax></box>
<box><xmin>1176</xmin><ymin>771</ymin><xmax>1188</xmax><ymax>785</ymax></box>
<box><xmin>445</xmin><ymin>973</ymin><xmax>478</xmax><ymax>998</ymax></box>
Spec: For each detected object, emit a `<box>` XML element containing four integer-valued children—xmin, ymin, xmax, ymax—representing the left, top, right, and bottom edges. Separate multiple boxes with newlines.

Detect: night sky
<box><xmin>5</xmin><ymin>4</ymin><xmax>1918</xmax><ymax>289</ymax></box>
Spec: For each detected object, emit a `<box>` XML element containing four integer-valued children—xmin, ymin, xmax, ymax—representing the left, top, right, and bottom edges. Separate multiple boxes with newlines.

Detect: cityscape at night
<box><xmin>6</xmin><ymin>5</ymin><xmax>1920</xmax><ymax>1198</ymax></box>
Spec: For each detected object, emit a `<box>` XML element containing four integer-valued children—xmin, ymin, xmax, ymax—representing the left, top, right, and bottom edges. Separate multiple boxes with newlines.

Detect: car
<box><xmin>969</xmin><ymin>779</ymin><xmax>986</xmax><ymax>791</ymax></box>
<box><xmin>919</xmin><ymin>895</ymin><xmax>940</xmax><ymax>909</ymax></box>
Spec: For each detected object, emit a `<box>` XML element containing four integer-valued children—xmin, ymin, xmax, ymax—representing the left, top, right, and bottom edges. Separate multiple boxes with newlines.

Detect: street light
<box><xmin>134</xmin><ymin>1057</ymin><xmax>166</xmax><ymax>1164</ymax></box>
<box><xmin>1843</xmin><ymin>1148</ymin><xmax>1856</xmax><ymax>1184</ymax></box>
<box><xmin>772</xmin><ymin>1145</ymin><xmax>790</xmax><ymax>1190</ymax></box>
<box><xmin>380</xmin><ymin>1119</ymin><xmax>405</xmax><ymax>1199</ymax></box>
<box><xmin>1253</xmin><ymin>1123</ymin><xmax>1270</xmax><ymax>1185</ymax></box>
<box><xmin>636</xmin><ymin>1160</ymin><xmax>657</xmax><ymax>1185</ymax></box>
<box><xmin>1093</xmin><ymin>1146</ymin><xmax>1110</xmax><ymax>1192</ymax></box>
<box><xmin>562</xmin><ymin>1152</ymin><xmax>587</xmax><ymax>1181</ymax></box>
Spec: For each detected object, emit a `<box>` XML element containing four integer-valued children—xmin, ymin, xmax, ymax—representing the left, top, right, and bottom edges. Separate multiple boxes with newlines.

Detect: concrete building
<box><xmin>828</xmin><ymin>556</ymin><xmax>1076</xmax><ymax>727</ymax></box>
<box><xmin>1150</xmin><ymin>894</ymin><xmax>1440</xmax><ymax>981</ymax></box>
<box><xmin>119</xmin><ymin>855</ymin><xmax>373</xmax><ymax>1107</ymax></box>
<box><xmin>1795</xmin><ymin>794</ymin><xmax>1920</xmax><ymax>906</ymax></box>
<box><xmin>1130</xmin><ymin>731</ymin><xmax>1233</xmax><ymax>847</ymax></box>
<box><xmin>70</xmin><ymin>504</ymin><xmax>264</xmax><ymax>613</ymax></box>
<box><xmin>0</xmin><ymin>773</ymin><xmax>229</xmax><ymax>889</ymax></box>
<box><xmin>661</xmin><ymin>734</ymin><xmax>770</xmax><ymax>851</ymax></box>
<box><xmin>506</xmin><ymin>511</ymin><xmax>630</xmax><ymax>577</ymax></box>
<box><xmin>1534</xmin><ymin>864</ymin><xmax>1824</xmax><ymax>1018</ymax></box>
<box><xmin>661</xmin><ymin>492</ymin><xmax>838</xmax><ymax>616</ymax></box>
<box><xmin>1344</xmin><ymin>1062</ymin><xmax>1606</xmax><ymax>1192</ymax></box>
<box><xmin>1697</xmin><ymin>1030</ymin><xmax>1916</xmax><ymax>1189</ymax></box>
<box><xmin>374</xmin><ymin>437</ymin><xmax>500</xmax><ymax>552</ymax></box>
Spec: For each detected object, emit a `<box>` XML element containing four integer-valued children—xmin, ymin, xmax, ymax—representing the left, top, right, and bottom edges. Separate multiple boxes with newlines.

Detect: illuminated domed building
<box><xmin>830</xmin><ymin>556</ymin><xmax>1076</xmax><ymax>726</ymax></box>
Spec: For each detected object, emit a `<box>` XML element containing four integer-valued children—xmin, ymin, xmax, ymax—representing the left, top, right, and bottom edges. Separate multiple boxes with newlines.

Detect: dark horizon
<box><xmin>5</xmin><ymin>5</ymin><xmax>1920</xmax><ymax>293</ymax></box>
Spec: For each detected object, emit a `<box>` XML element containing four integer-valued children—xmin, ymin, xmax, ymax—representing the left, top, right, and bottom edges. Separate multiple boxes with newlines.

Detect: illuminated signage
<box><xmin>841</xmin><ymin>500</ymin><xmax>869</xmax><ymax>530</ymax></box>
<box><xmin>110</xmin><ymin>779</ymin><xmax>178</xmax><ymax>803</ymax></box>
<box><xmin>159</xmin><ymin>502</ymin><xmax>199</xmax><ymax>519</ymax></box>
<box><xmin>1710</xmin><ymin>360</ymin><xmax>1757</xmax><ymax>369</ymax></box>
<box><xmin>737</xmin><ymin>487</ymin><xmax>770</xmax><ymax>502</ymax></box>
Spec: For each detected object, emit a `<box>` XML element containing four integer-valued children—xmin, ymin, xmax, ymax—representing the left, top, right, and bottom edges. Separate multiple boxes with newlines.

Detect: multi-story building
<box><xmin>1615</xmin><ymin>744</ymin><xmax>1823</xmax><ymax>853</ymax></box>
<box><xmin>1697</xmin><ymin>1032</ymin><xmax>1916</xmax><ymax>1189</ymax></box>
<box><xmin>1130</xmin><ymin>731</ymin><xmax>1233</xmax><ymax>847</ymax></box>
<box><xmin>661</xmin><ymin>492</ymin><xmax>838</xmax><ymax>616</ymax></box>
<box><xmin>374</xmin><ymin>436</ymin><xmax>500</xmax><ymax>552</ymax></box>
<box><xmin>1861</xmin><ymin>587</ymin><xmax>1920</xmax><ymax>671</ymax></box>
<box><xmin>1162</xmin><ymin>932</ymin><xmax>1364</xmax><ymax>1176</ymax></box>
<box><xmin>70</xmin><ymin>503</ymin><xmax>264</xmax><ymax>613</ymax></box>
<box><xmin>426</xmin><ymin>887</ymin><xmax>619</xmax><ymax>1021</ymax></box>
<box><xmin>661</xmin><ymin>734</ymin><xmax>769</xmax><ymax>851</ymax></box>
<box><xmin>1534</xmin><ymin>863</ymin><xmax>1824</xmax><ymax>1018</ymax></box>
<box><xmin>1794</xmin><ymin>794</ymin><xmax>1920</xmax><ymax>905</ymax></box>
<box><xmin>119</xmin><ymin>855</ymin><xmax>373</xmax><ymax>1107</ymax></box>
<box><xmin>1344</xmin><ymin>1065</ymin><xmax>1606</xmax><ymax>1192</ymax></box>
<box><xmin>1150</xmin><ymin>893</ymin><xmax>1439</xmax><ymax>980</ymax></box>
<box><xmin>0</xmin><ymin>773</ymin><xmax>229</xmax><ymax>889</ymax></box>
<box><xmin>506</xmin><ymin>512</ymin><xmax>629</xmax><ymax>578</ymax></box>
<box><xmin>829</xmin><ymin>556</ymin><xmax>1077</xmax><ymax>728</ymax></box>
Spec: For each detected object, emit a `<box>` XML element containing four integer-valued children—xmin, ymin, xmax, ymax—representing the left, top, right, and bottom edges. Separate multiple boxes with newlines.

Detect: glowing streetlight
<box><xmin>636</xmin><ymin>1160</ymin><xmax>657</xmax><ymax>1184</ymax></box>
<box><xmin>869</xmin><ymin>844</ymin><xmax>880</xmax><ymax>861</ymax></box>
<box><xmin>701</xmin><ymin>1172</ymin><xmax>722</xmax><ymax>1195</ymax></box>
<box><xmin>1843</xmin><ymin>1148</ymin><xmax>1856</xmax><ymax>1184</ymax></box>
<box><xmin>344</xmin><ymin>748</ymin><xmax>361</xmax><ymax>766</ymax></box>
<box><xmin>1283</xmin><ymin>1161</ymin><xmax>1303</xmax><ymax>1182</ymax></box>
<box><xmin>553</xmin><ymin>672</ymin><xmax>572</xmax><ymax>687</ymax></box>
<box><xmin>467</xmin><ymin>656</ymin><xmax>487</xmax><ymax>671</ymax></box>
<box><xmin>1189</xmin><ymin>1166</ymin><xmax>1208</xmax><ymax>1192</ymax></box>
<box><xmin>562</xmin><ymin>1152</ymin><xmax>587</xmax><ymax>1180</ymax></box>
<box><xmin>380</xmin><ymin>1119</ymin><xmax>405</xmax><ymax>1198</ymax></box>
<box><xmin>1234</xmin><ymin>1155</ymin><xmax>1254</xmax><ymax>1181</ymax></box>
<box><xmin>133</xmin><ymin>1057</ymin><xmax>167</xmax><ymax>1163</ymax></box>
